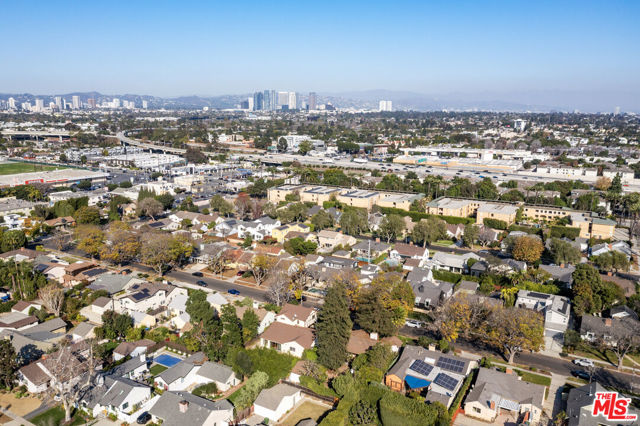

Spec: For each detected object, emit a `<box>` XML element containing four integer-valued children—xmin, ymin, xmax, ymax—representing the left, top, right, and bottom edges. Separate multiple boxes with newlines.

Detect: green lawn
<box><xmin>31</xmin><ymin>406</ymin><xmax>88</xmax><ymax>426</ymax></box>
<box><xmin>517</xmin><ymin>370</ymin><xmax>552</xmax><ymax>387</ymax></box>
<box><xmin>433</xmin><ymin>239</ymin><xmax>454</xmax><ymax>246</ymax></box>
<box><xmin>0</xmin><ymin>162</ymin><xmax>66</xmax><ymax>175</ymax></box>
<box><xmin>150</xmin><ymin>364</ymin><xmax>168</xmax><ymax>376</ymax></box>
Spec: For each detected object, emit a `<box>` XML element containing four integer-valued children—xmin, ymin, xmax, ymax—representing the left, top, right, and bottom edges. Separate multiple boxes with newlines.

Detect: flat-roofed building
<box><xmin>336</xmin><ymin>189</ymin><xmax>380</xmax><ymax>210</ymax></box>
<box><xmin>301</xmin><ymin>186</ymin><xmax>341</xmax><ymax>204</ymax></box>
<box><xmin>0</xmin><ymin>168</ymin><xmax>109</xmax><ymax>188</ymax></box>
<box><xmin>267</xmin><ymin>184</ymin><xmax>306</xmax><ymax>204</ymax></box>
<box><xmin>476</xmin><ymin>203</ymin><xmax>519</xmax><ymax>225</ymax></box>
<box><xmin>426</xmin><ymin>198</ymin><xmax>480</xmax><ymax>218</ymax></box>
<box><xmin>378</xmin><ymin>192</ymin><xmax>423</xmax><ymax>210</ymax></box>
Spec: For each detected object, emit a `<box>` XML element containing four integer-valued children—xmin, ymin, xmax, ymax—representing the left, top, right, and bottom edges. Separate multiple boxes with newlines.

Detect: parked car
<box><xmin>573</xmin><ymin>358</ymin><xmax>595</xmax><ymax>368</ymax></box>
<box><xmin>405</xmin><ymin>319</ymin><xmax>422</xmax><ymax>328</ymax></box>
<box><xmin>228</xmin><ymin>289</ymin><xmax>240</xmax><ymax>295</ymax></box>
<box><xmin>571</xmin><ymin>370</ymin><xmax>591</xmax><ymax>381</ymax></box>
<box><xmin>136</xmin><ymin>412</ymin><xmax>151</xmax><ymax>424</ymax></box>
<box><xmin>196</xmin><ymin>280</ymin><xmax>207</xmax><ymax>287</ymax></box>
<box><xmin>191</xmin><ymin>271</ymin><xmax>203</xmax><ymax>277</ymax></box>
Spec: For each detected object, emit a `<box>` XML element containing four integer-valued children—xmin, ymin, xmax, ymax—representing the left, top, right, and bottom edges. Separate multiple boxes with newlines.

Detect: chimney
<box><xmin>140</xmin><ymin>354</ymin><xmax>146</xmax><ymax>362</ymax></box>
<box><xmin>607</xmin><ymin>271</ymin><xmax>613</xmax><ymax>277</ymax></box>
<box><xmin>375</xmin><ymin>237</ymin><xmax>380</xmax><ymax>243</ymax></box>
<box><xmin>179</xmin><ymin>400</ymin><xmax>189</xmax><ymax>413</ymax></box>
<box><xmin>490</xmin><ymin>401</ymin><xmax>496</xmax><ymax>410</ymax></box>
<box><xmin>370</xmin><ymin>332</ymin><xmax>379</xmax><ymax>341</ymax></box>
<box><xmin>604</xmin><ymin>318</ymin><xmax>612</xmax><ymax>327</ymax></box>
<box><xmin>409</xmin><ymin>241</ymin><xmax>414</xmax><ymax>246</ymax></box>
<box><xmin>560</xmin><ymin>263</ymin><xmax>565</xmax><ymax>268</ymax></box>
<box><xmin>505</xmin><ymin>368</ymin><xmax>513</xmax><ymax>375</ymax></box>
<box><xmin>523</xmin><ymin>411</ymin><xmax>530</xmax><ymax>422</ymax></box>
<box><xmin>428</xmin><ymin>344</ymin><xmax>436</xmax><ymax>351</ymax></box>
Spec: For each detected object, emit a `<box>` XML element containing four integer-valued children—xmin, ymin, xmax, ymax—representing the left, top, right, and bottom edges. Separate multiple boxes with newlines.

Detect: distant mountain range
<box><xmin>0</xmin><ymin>89</ymin><xmax>637</xmax><ymax>113</ymax></box>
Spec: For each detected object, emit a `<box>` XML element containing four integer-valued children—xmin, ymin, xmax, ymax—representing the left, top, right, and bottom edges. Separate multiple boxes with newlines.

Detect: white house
<box><xmin>259</xmin><ymin>322</ymin><xmax>315</xmax><ymax>358</ymax></box>
<box><xmin>194</xmin><ymin>362</ymin><xmax>240</xmax><ymax>392</ymax></box>
<box><xmin>148</xmin><ymin>390</ymin><xmax>234</xmax><ymax>426</ymax></box>
<box><xmin>254</xmin><ymin>383</ymin><xmax>303</xmax><ymax>423</ymax></box>
<box><xmin>84</xmin><ymin>376</ymin><xmax>152</xmax><ymax>421</ymax></box>
<box><xmin>275</xmin><ymin>304</ymin><xmax>317</xmax><ymax>328</ymax></box>
<box><xmin>117</xmin><ymin>282</ymin><xmax>186</xmax><ymax>315</ymax></box>
<box><xmin>154</xmin><ymin>353</ymin><xmax>207</xmax><ymax>391</ymax></box>
<box><xmin>236</xmin><ymin>305</ymin><xmax>276</xmax><ymax>334</ymax></box>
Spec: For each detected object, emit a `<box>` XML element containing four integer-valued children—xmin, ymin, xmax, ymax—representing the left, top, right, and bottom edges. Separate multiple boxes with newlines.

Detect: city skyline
<box><xmin>0</xmin><ymin>0</ymin><xmax>638</xmax><ymax>111</ymax></box>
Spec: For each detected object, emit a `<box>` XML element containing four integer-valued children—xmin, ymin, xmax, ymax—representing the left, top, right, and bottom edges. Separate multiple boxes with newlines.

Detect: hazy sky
<box><xmin>2</xmin><ymin>0</ymin><xmax>639</xmax><ymax>101</ymax></box>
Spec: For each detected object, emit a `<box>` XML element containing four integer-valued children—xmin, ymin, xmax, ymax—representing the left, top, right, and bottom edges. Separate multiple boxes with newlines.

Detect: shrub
<box><xmin>550</xmin><ymin>226</ymin><xmax>580</xmax><ymax>239</ymax></box>
<box><xmin>432</xmin><ymin>269</ymin><xmax>462</xmax><ymax>284</ymax></box>
<box><xmin>448</xmin><ymin>370</ymin><xmax>476</xmax><ymax>417</ymax></box>
<box><xmin>332</xmin><ymin>373</ymin><xmax>355</xmax><ymax>397</ymax></box>
<box><xmin>483</xmin><ymin>218</ymin><xmax>508</xmax><ymax>230</ymax></box>
<box><xmin>246</xmin><ymin>348</ymin><xmax>296</xmax><ymax>386</ymax></box>
<box><xmin>233</xmin><ymin>371</ymin><xmax>269</xmax><ymax>409</ymax></box>
<box><xmin>193</xmin><ymin>382</ymin><xmax>218</xmax><ymax>398</ymax></box>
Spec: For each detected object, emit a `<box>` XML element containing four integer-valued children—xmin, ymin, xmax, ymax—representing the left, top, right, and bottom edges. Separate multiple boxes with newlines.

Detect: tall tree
<box><xmin>316</xmin><ymin>282</ymin><xmax>352</xmax><ymax>370</ymax></box>
<box><xmin>221</xmin><ymin>305</ymin><xmax>244</xmax><ymax>349</ymax></box>
<box><xmin>0</xmin><ymin>339</ymin><xmax>17</xmax><ymax>389</ymax></box>
<box><xmin>100</xmin><ymin>221</ymin><xmax>140</xmax><ymax>265</ymax></box>
<box><xmin>549</xmin><ymin>238</ymin><xmax>581</xmax><ymax>265</ymax></box>
<box><xmin>137</xmin><ymin>197</ymin><xmax>164</xmax><ymax>220</ymax></box>
<box><xmin>412</xmin><ymin>217</ymin><xmax>446</xmax><ymax>247</ymax></box>
<box><xmin>1</xmin><ymin>229</ymin><xmax>26</xmax><ymax>252</ymax></box>
<box><xmin>512</xmin><ymin>235</ymin><xmax>544</xmax><ymax>263</ymax></box>
<box><xmin>73</xmin><ymin>206</ymin><xmax>101</xmax><ymax>225</ymax></box>
<box><xmin>75</xmin><ymin>225</ymin><xmax>104</xmax><ymax>259</ymax></box>
<box><xmin>250</xmin><ymin>254</ymin><xmax>276</xmax><ymax>286</ymax></box>
<box><xmin>378</xmin><ymin>214</ymin><xmax>405</xmax><ymax>243</ymax></box>
<box><xmin>241</xmin><ymin>309</ymin><xmax>260</xmax><ymax>344</ymax></box>
<box><xmin>484</xmin><ymin>307</ymin><xmax>545</xmax><ymax>364</ymax></box>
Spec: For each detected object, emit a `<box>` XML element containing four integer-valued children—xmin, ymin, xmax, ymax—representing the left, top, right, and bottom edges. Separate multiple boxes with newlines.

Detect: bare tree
<box><xmin>38</xmin><ymin>283</ymin><xmax>65</xmax><ymax>316</ymax></box>
<box><xmin>251</xmin><ymin>200</ymin><xmax>264</xmax><ymax>220</ymax></box>
<box><xmin>208</xmin><ymin>250</ymin><xmax>229</xmax><ymax>276</ymax></box>
<box><xmin>250</xmin><ymin>254</ymin><xmax>276</xmax><ymax>286</ymax></box>
<box><xmin>45</xmin><ymin>340</ymin><xmax>101</xmax><ymax>422</ymax></box>
<box><xmin>137</xmin><ymin>197</ymin><xmax>164</xmax><ymax>220</ymax></box>
<box><xmin>52</xmin><ymin>233</ymin><xmax>69</xmax><ymax>251</ymax></box>
<box><xmin>266</xmin><ymin>270</ymin><xmax>291</xmax><ymax>306</ymax></box>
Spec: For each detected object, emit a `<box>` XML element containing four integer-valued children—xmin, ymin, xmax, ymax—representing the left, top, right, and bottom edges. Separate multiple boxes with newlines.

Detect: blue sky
<box><xmin>1</xmin><ymin>0</ymin><xmax>639</xmax><ymax>103</ymax></box>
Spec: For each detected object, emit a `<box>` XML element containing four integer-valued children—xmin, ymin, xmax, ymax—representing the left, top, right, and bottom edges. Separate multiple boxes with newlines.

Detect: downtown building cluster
<box><xmin>243</xmin><ymin>90</ymin><xmax>318</xmax><ymax>111</ymax></box>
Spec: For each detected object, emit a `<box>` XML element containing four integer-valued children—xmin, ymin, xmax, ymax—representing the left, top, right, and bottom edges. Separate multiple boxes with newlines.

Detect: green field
<box><xmin>0</xmin><ymin>162</ymin><xmax>67</xmax><ymax>175</ymax></box>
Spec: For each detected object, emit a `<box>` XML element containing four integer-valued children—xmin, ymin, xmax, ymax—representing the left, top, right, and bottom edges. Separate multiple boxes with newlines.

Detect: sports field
<box><xmin>0</xmin><ymin>162</ymin><xmax>67</xmax><ymax>175</ymax></box>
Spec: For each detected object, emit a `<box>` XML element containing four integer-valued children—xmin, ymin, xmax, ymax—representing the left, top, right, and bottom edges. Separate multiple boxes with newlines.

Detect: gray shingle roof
<box><xmin>149</xmin><ymin>390</ymin><xmax>233</xmax><ymax>426</ymax></box>
<box><xmin>254</xmin><ymin>383</ymin><xmax>299</xmax><ymax>411</ymax></box>
<box><xmin>196</xmin><ymin>361</ymin><xmax>235</xmax><ymax>384</ymax></box>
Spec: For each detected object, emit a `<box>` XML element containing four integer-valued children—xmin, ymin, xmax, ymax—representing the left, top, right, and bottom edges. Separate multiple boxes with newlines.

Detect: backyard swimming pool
<box><xmin>154</xmin><ymin>354</ymin><xmax>182</xmax><ymax>367</ymax></box>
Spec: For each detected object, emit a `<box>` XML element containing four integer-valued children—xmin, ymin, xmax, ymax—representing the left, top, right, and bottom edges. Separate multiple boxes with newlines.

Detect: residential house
<box><xmin>579</xmin><ymin>315</ymin><xmax>639</xmax><ymax>346</ymax></box>
<box><xmin>316</xmin><ymin>230</ymin><xmax>357</xmax><ymax>253</ymax></box>
<box><xmin>82</xmin><ymin>375</ymin><xmax>152</xmax><ymax>421</ymax></box>
<box><xmin>11</xmin><ymin>301</ymin><xmax>42</xmax><ymax>315</ymax></box>
<box><xmin>385</xmin><ymin>346</ymin><xmax>476</xmax><ymax>408</ymax></box>
<box><xmin>539</xmin><ymin>264</ymin><xmax>576</xmax><ymax>287</ymax></box>
<box><xmin>88</xmin><ymin>274</ymin><xmax>142</xmax><ymax>295</ymax></box>
<box><xmin>194</xmin><ymin>361</ymin><xmax>240</xmax><ymax>392</ymax></box>
<box><xmin>430</xmin><ymin>252</ymin><xmax>481</xmax><ymax>274</ymax></box>
<box><xmin>70</xmin><ymin>321</ymin><xmax>96</xmax><ymax>342</ymax></box>
<box><xmin>515</xmin><ymin>290</ymin><xmax>571</xmax><ymax>351</ymax></box>
<box><xmin>206</xmin><ymin>292</ymin><xmax>229</xmax><ymax>314</ymax></box>
<box><xmin>0</xmin><ymin>312</ymin><xmax>38</xmax><ymax>331</ymax></box>
<box><xmin>351</xmin><ymin>240</ymin><xmax>390</xmax><ymax>261</ymax></box>
<box><xmin>79</xmin><ymin>296</ymin><xmax>114</xmax><ymax>325</ymax></box>
<box><xmin>390</xmin><ymin>243</ymin><xmax>429</xmax><ymax>262</ymax></box>
<box><xmin>319</xmin><ymin>255</ymin><xmax>358</xmax><ymax>270</ymax></box>
<box><xmin>117</xmin><ymin>282</ymin><xmax>187</xmax><ymax>315</ymax></box>
<box><xmin>148</xmin><ymin>390</ymin><xmax>234</xmax><ymax>426</ymax></box>
<box><xmin>259</xmin><ymin>322</ymin><xmax>315</xmax><ymax>357</ymax></box>
<box><xmin>406</xmin><ymin>268</ymin><xmax>454</xmax><ymax>308</ymax></box>
<box><xmin>154</xmin><ymin>352</ymin><xmax>208</xmax><ymax>391</ymax></box>
<box><xmin>113</xmin><ymin>339</ymin><xmax>155</xmax><ymax>361</ymax></box>
<box><xmin>463</xmin><ymin>368</ymin><xmax>545</xmax><ymax>424</ymax></box>
<box><xmin>43</xmin><ymin>216</ymin><xmax>76</xmax><ymax>230</ymax></box>
<box><xmin>253</xmin><ymin>383</ymin><xmax>303</xmax><ymax>423</ymax></box>
<box><xmin>236</xmin><ymin>305</ymin><xmax>275</xmax><ymax>334</ymax></box>
<box><xmin>108</xmin><ymin>354</ymin><xmax>150</xmax><ymax>380</ymax></box>
<box><xmin>275</xmin><ymin>304</ymin><xmax>317</xmax><ymax>327</ymax></box>
<box><xmin>0</xmin><ymin>247</ymin><xmax>39</xmax><ymax>262</ymax></box>
<box><xmin>446</xmin><ymin>224</ymin><xmax>465</xmax><ymax>239</ymax></box>
<box><xmin>271</xmin><ymin>223</ymin><xmax>311</xmax><ymax>243</ymax></box>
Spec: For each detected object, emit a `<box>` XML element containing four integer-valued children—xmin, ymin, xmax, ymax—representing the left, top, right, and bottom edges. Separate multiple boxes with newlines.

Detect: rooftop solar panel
<box><xmin>409</xmin><ymin>359</ymin><xmax>434</xmax><ymax>377</ymax></box>
<box><xmin>436</xmin><ymin>357</ymin><xmax>465</xmax><ymax>373</ymax></box>
<box><xmin>434</xmin><ymin>373</ymin><xmax>459</xmax><ymax>391</ymax></box>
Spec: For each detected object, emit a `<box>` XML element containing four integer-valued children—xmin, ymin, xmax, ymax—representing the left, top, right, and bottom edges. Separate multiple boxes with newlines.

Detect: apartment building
<box><xmin>476</xmin><ymin>203</ymin><xmax>519</xmax><ymax>225</ymax></box>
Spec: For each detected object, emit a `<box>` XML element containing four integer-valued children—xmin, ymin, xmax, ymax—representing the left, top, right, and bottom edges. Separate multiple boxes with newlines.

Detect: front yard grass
<box><xmin>517</xmin><ymin>370</ymin><xmax>552</xmax><ymax>387</ymax></box>
<box><xmin>31</xmin><ymin>406</ymin><xmax>88</xmax><ymax>426</ymax></box>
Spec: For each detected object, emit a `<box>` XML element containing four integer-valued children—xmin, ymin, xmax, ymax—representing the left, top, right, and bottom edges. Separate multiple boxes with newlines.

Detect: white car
<box><xmin>573</xmin><ymin>358</ymin><xmax>595</xmax><ymax>367</ymax></box>
<box><xmin>405</xmin><ymin>319</ymin><xmax>423</xmax><ymax>328</ymax></box>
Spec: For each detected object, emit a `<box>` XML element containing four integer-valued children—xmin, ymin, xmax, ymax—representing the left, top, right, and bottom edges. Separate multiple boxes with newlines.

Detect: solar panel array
<box><xmin>434</xmin><ymin>373</ymin><xmax>459</xmax><ymax>391</ymax></box>
<box><xmin>436</xmin><ymin>356</ymin><xmax>465</xmax><ymax>373</ymax></box>
<box><xmin>409</xmin><ymin>359</ymin><xmax>434</xmax><ymax>376</ymax></box>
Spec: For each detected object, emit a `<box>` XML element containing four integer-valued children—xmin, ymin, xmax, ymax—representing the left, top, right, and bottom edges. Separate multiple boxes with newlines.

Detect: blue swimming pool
<box><xmin>155</xmin><ymin>354</ymin><xmax>181</xmax><ymax>367</ymax></box>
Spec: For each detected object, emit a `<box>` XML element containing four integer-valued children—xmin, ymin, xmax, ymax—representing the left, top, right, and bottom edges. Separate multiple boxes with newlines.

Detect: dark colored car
<box><xmin>191</xmin><ymin>271</ymin><xmax>203</xmax><ymax>277</ymax></box>
<box><xmin>228</xmin><ymin>289</ymin><xmax>240</xmax><ymax>295</ymax></box>
<box><xmin>571</xmin><ymin>370</ymin><xmax>591</xmax><ymax>381</ymax></box>
<box><xmin>136</xmin><ymin>412</ymin><xmax>151</xmax><ymax>424</ymax></box>
<box><xmin>196</xmin><ymin>280</ymin><xmax>207</xmax><ymax>287</ymax></box>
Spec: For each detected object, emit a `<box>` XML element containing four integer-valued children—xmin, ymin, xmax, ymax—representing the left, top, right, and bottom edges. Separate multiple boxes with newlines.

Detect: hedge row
<box><xmin>378</xmin><ymin>206</ymin><xmax>474</xmax><ymax>225</ymax></box>
<box><xmin>483</xmin><ymin>218</ymin><xmax>508</xmax><ymax>230</ymax></box>
<box><xmin>550</xmin><ymin>225</ymin><xmax>581</xmax><ymax>240</ymax></box>
<box><xmin>448</xmin><ymin>369</ymin><xmax>476</xmax><ymax>417</ymax></box>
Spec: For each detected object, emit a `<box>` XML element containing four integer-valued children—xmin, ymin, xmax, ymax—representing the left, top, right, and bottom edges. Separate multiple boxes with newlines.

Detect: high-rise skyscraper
<box><xmin>288</xmin><ymin>92</ymin><xmax>297</xmax><ymax>110</ymax></box>
<box><xmin>142</xmin><ymin>100</ymin><xmax>148</xmax><ymax>109</ymax></box>
<box><xmin>308</xmin><ymin>92</ymin><xmax>317</xmax><ymax>110</ymax></box>
<box><xmin>247</xmin><ymin>97</ymin><xmax>254</xmax><ymax>111</ymax></box>
<box><xmin>253</xmin><ymin>92</ymin><xmax>264</xmax><ymax>111</ymax></box>
<box><xmin>378</xmin><ymin>100</ymin><xmax>392</xmax><ymax>112</ymax></box>
<box><xmin>54</xmin><ymin>96</ymin><xmax>62</xmax><ymax>110</ymax></box>
<box><xmin>263</xmin><ymin>90</ymin><xmax>272</xmax><ymax>111</ymax></box>
<box><xmin>277</xmin><ymin>91</ymin><xmax>289</xmax><ymax>107</ymax></box>
<box><xmin>112</xmin><ymin>98</ymin><xmax>121</xmax><ymax>108</ymax></box>
<box><xmin>35</xmin><ymin>99</ymin><xmax>44</xmax><ymax>112</ymax></box>
<box><xmin>8</xmin><ymin>97</ymin><xmax>16</xmax><ymax>109</ymax></box>
<box><xmin>72</xmin><ymin>95</ymin><xmax>80</xmax><ymax>109</ymax></box>
<box><xmin>88</xmin><ymin>98</ymin><xmax>96</xmax><ymax>108</ymax></box>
